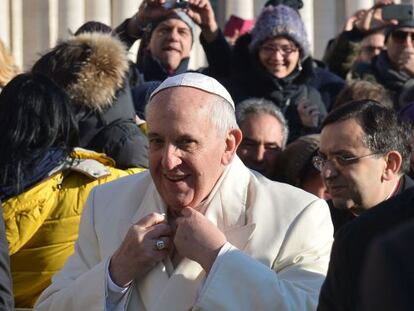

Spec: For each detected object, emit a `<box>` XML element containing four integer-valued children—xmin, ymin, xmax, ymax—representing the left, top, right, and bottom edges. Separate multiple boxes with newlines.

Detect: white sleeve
<box><xmin>193</xmin><ymin>200</ymin><xmax>333</xmax><ymax>311</ymax></box>
<box><xmin>106</xmin><ymin>261</ymin><xmax>132</xmax><ymax>310</ymax></box>
<box><xmin>35</xmin><ymin>188</ymin><xmax>130</xmax><ymax>311</ymax></box>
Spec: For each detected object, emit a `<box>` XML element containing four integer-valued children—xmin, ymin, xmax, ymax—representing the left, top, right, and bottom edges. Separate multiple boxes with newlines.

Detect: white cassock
<box><xmin>35</xmin><ymin>156</ymin><xmax>333</xmax><ymax>311</ymax></box>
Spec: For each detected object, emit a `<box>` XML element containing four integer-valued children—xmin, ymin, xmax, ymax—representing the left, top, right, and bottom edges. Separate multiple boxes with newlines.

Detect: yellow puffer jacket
<box><xmin>2</xmin><ymin>148</ymin><xmax>144</xmax><ymax>307</ymax></box>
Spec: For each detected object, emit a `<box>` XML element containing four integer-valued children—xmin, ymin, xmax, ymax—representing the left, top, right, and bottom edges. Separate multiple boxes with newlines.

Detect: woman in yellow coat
<box><xmin>0</xmin><ymin>73</ymin><xmax>144</xmax><ymax>308</ymax></box>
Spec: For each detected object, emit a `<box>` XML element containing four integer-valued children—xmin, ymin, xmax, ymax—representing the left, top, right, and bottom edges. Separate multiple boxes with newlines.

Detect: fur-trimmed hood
<box><xmin>32</xmin><ymin>32</ymin><xmax>129</xmax><ymax>111</ymax></box>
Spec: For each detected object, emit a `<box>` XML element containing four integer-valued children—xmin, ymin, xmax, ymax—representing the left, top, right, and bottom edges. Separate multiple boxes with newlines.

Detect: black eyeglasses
<box><xmin>259</xmin><ymin>44</ymin><xmax>298</xmax><ymax>56</ymax></box>
<box><xmin>312</xmin><ymin>152</ymin><xmax>382</xmax><ymax>172</ymax></box>
<box><xmin>391</xmin><ymin>30</ymin><xmax>414</xmax><ymax>43</ymax></box>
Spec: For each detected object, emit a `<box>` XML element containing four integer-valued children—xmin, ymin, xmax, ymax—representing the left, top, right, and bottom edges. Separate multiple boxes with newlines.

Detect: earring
<box><xmin>298</xmin><ymin>62</ymin><xmax>303</xmax><ymax>71</ymax></box>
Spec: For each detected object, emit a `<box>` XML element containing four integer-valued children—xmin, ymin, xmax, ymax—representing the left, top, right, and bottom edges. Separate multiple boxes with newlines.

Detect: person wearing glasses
<box><xmin>317</xmin><ymin>101</ymin><xmax>414</xmax><ymax>311</ymax></box>
<box><xmin>223</xmin><ymin>4</ymin><xmax>327</xmax><ymax>143</ymax></box>
<box><xmin>351</xmin><ymin>19</ymin><xmax>414</xmax><ymax>110</ymax></box>
<box><xmin>313</xmin><ymin>100</ymin><xmax>413</xmax><ymax>234</ymax></box>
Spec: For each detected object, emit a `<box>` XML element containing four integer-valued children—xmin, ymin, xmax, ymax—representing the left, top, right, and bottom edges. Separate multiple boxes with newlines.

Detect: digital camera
<box><xmin>162</xmin><ymin>0</ymin><xmax>189</xmax><ymax>10</ymax></box>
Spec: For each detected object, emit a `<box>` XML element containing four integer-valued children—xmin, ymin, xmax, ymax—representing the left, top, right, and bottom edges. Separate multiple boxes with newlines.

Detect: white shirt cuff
<box><xmin>106</xmin><ymin>263</ymin><xmax>132</xmax><ymax>306</ymax></box>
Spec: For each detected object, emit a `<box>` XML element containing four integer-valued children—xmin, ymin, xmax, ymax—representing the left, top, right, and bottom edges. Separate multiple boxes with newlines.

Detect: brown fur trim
<box><xmin>64</xmin><ymin>33</ymin><xmax>129</xmax><ymax>111</ymax></box>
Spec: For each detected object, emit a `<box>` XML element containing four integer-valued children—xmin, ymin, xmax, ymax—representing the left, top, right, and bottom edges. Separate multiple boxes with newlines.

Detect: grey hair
<box><xmin>235</xmin><ymin>97</ymin><xmax>289</xmax><ymax>148</ymax></box>
<box><xmin>207</xmin><ymin>94</ymin><xmax>239</xmax><ymax>136</ymax></box>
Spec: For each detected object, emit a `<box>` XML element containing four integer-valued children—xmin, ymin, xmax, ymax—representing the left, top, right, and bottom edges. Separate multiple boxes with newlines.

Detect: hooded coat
<box><xmin>32</xmin><ymin>32</ymin><xmax>149</xmax><ymax>169</ymax></box>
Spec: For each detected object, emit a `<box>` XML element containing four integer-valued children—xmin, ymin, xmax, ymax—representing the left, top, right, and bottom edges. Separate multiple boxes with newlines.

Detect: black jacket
<box><xmin>351</xmin><ymin>51</ymin><xmax>414</xmax><ymax>110</ymax></box>
<box><xmin>359</xmin><ymin>218</ymin><xmax>414</xmax><ymax>311</ymax></box>
<box><xmin>75</xmin><ymin>81</ymin><xmax>149</xmax><ymax>169</ymax></box>
<box><xmin>318</xmin><ymin>175</ymin><xmax>414</xmax><ymax>311</ymax></box>
<box><xmin>327</xmin><ymin>175</ymin><xmax>414</xmax><ymax>234</ymax></box>
<box><xmin>32</xmin><ymin>32</ymin><xmax>149</xmax><ymax>169</ymax></box>
<box><xmin>310</xmin><ymin>60</ymin><xmax>345</xmax><ymax>112</ymax></box>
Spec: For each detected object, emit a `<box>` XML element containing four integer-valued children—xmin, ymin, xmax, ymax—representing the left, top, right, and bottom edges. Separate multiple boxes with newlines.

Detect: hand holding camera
<box><xmin>343</xmin><ymin>0</ymin><xmax>397</xmax><ymax>33</ymax></box>
<box><xmin>132</xmin><ymin>0</ymin><xmax>218</xmax><ymax>42</ymax></box>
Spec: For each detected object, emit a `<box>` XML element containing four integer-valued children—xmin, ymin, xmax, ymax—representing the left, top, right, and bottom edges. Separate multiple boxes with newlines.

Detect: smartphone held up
<box><xmin>382</xmin><ymin>4</ymin><xmax>414</xmax><ymax>21</ymax></box>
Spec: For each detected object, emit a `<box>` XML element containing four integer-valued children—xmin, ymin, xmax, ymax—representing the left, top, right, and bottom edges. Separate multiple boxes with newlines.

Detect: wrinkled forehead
<box><xmin>147</xmin><ymin>86</ymin><xmax>214</xmax><ymax>113</ymax></box>
<box><xmin>320</xmin><ymin>118</ymin><xmax>367</xmax><ymax>152</ymax></box>
<box><xmin>153</xmin><ymin>17</ymin><xmax>191</xmax><ymax>32</ymax></box>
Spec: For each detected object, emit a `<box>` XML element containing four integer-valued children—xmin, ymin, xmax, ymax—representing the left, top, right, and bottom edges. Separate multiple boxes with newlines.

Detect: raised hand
<box><xmin>297</xmin><ymin>98</ymin><xmax>320</xmax><ymax>128</ymax></box>
<box><xmin>109</xmin><ymin>212</ymin><xmax>172</xmax><ymax>287</ymax></box>
<box><xmin>174</xmin><ymin>207</ymin><xmax>226</xmax><ymax>273</ymax></box>
<box><xmin>184</xmin><ymin>0</ymin><xmax>218</xmax><ymax>42</ymax></box>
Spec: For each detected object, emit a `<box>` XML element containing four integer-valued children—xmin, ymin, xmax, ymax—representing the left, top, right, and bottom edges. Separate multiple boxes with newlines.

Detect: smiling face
<box><xmin>319</xmin><ymin>118</ymin><xmax>389</xmax><ymax>213</ymax></box>
<box><xmin>146</xmin><ymin>87</ymin><xmax>240</xmax><ymax>214</ymax></box>
<box><xmin>257</xmin><ymin>36</ymin><xmax>300</xmax><ymax>79</ymax></box>
<box><xmin>237</xmin><ymin>112</ymin><xmax>284</xmax><ymax>178</ymax></box>
<box><xmin>148</xmin><ymin>18</ymin><xmax>192</xmax><ymax>72</ymax></box>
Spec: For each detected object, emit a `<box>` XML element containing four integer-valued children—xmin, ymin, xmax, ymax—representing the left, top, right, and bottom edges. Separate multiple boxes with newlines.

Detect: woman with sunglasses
<box><xmin>222</xmin><ymin>5</ymin><xmax>327</xmax><ymax>143</ymax></box>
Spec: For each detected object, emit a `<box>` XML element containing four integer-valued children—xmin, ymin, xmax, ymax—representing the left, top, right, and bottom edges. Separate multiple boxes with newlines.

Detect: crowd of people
<box><xmin>0</xmin><ymin>0</ymin><xmax>414</xmax><ymax>310</ymax></box>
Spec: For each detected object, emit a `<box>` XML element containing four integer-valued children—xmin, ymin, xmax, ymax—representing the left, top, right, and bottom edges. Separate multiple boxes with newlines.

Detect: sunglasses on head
<box><xmin>391</xmin><ymin>30</ymin><xmax>414</xmax><ymax>42</ymax></box>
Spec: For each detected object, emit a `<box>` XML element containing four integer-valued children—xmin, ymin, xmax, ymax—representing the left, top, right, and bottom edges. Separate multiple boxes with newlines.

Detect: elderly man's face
<box><xmin>148</xmin><ymin>18</ymin><xmax>192</xmax><ymax>72</ymax></box>
<box><xmin>237</xmin><ymin>112</ymin><xmax>284</xmax><ymax>178</ymax></box>
<box><xmin>387</xmin><ymin>27</ymin><xmax>414</xmax><ymax>67</ymax></box>
<box><xmin>146</xmin><ymin>87</ymin><xmax>239</xmax><ymax>214</ymax></box>
<box><xmin>319</xmin><ymin>118</ymin><xmax>388</xmax><ymax>214</ymax></box>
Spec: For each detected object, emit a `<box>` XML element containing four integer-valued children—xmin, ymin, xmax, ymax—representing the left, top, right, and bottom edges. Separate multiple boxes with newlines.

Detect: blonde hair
<box><xmin>0</xmin><ymin>40</ymin><xmax>19</xmax><ymax>88</ymax></box>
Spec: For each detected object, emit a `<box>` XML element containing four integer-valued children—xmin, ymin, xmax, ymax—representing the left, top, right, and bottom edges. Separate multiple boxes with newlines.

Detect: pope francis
<box><xmin>35</xmin><ymin>72</ymin><xmax>333</xmax><ymax>311</ymax></box>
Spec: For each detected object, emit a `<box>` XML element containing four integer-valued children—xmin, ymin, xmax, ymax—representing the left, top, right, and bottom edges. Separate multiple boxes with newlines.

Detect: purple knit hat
<box><xmin>249</xmin><ymin>5</ymin><xmax>310</xmax><ymax>60</ymax></box>
<box><xmin>399</xmin><ymin>102</ymin><xmax>414</xmax><ymax>124</ymax></box>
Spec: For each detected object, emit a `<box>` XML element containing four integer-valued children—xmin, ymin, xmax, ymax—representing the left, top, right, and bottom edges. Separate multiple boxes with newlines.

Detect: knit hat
<box><xmin>278</xmin><ymin>134</ymin><xmax>320</xmax><ymax>185</ymax></box>
<box><xmin>399</xmin><ymin>102</ymin><xmax>414</xmax><ymax>124</ymax></box>
<box><xmin>149</xmin><ymin>72</ymin><xmax>235</xmax><ymax>109</ymax></box>
<box><xmin>264</xmin><ymin>0</ymin><xmax>303</xmax><ymax>10</ymax></box>
<box><xmin>148</xmin><ymin>10</ymin><xmax>196</xmax><ymax>43</ymax></box>
<box><xmin>249</xmin><ymin>5</ymin><xmax>310</xmax><ymax>60</ymax></box>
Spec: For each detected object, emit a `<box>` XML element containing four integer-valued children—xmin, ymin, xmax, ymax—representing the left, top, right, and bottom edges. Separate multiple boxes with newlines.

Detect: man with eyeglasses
<box><xmin>313</xmin><ymin>99</ymin><xmax>414</xmax><ymax>233</ymax></box>
<box><xmin>317</xmin><ymin>100</ymin><xmax>414</xmax><ymax>311</ymax></box>
<box><xmin>352</xmin><ymin>20</ymin><xmax>414</xmax><ymax>109</ymax></box>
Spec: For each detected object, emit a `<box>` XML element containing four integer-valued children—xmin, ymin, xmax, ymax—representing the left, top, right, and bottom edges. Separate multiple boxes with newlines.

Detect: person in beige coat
<box><xmin>35</xmin><ymin>73</ymin><xmax>333</xmax><ymax>311</ymax></box>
